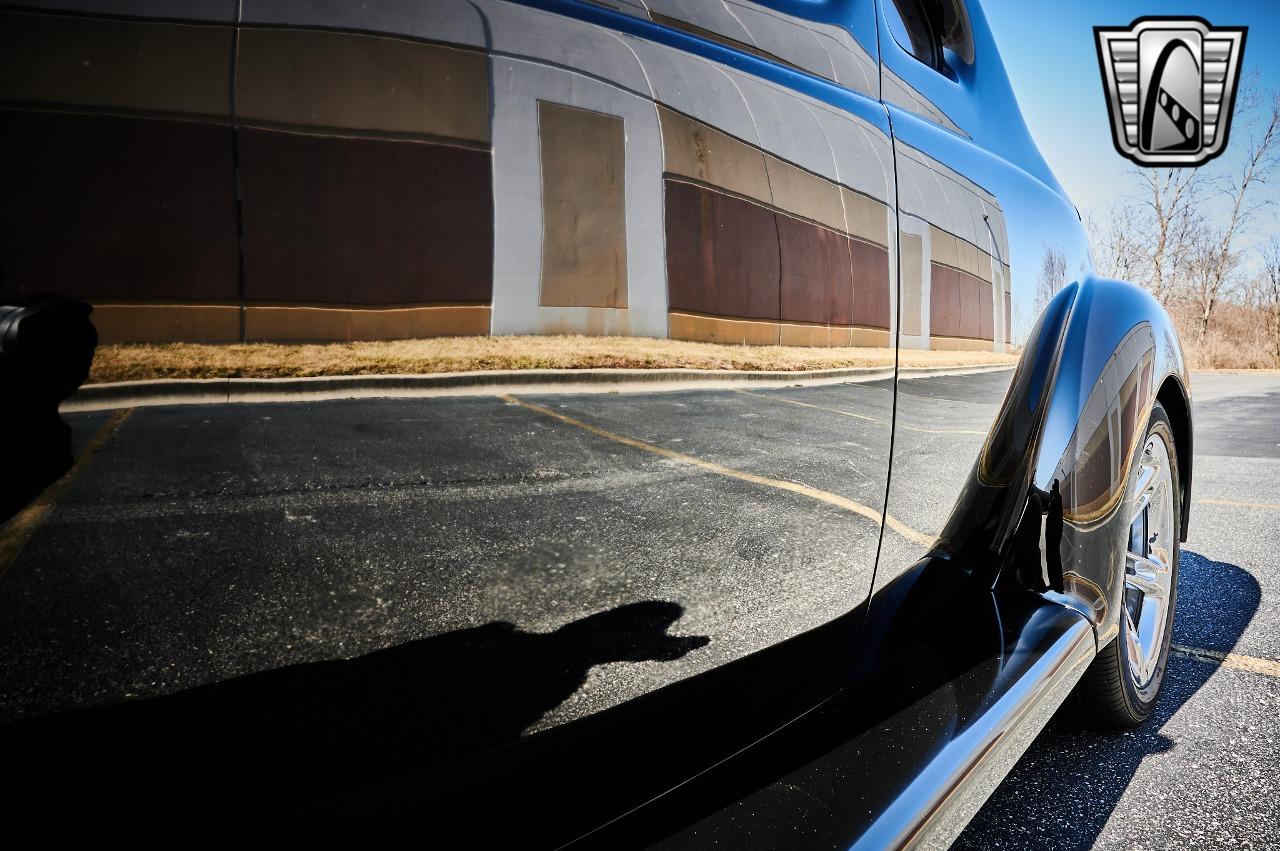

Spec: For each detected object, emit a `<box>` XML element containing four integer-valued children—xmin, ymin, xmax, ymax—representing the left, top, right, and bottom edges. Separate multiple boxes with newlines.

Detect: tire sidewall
<box><xmin>1118</xmin><ymin>405</ymin><xmax>1181</xmax><ymax>719</ymax></box>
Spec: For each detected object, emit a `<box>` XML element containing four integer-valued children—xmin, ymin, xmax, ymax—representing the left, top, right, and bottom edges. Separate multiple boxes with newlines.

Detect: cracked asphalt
<box><xmin>0</xmin><ymin>371</ymin><xmax>1276</xmax><ymax>848</ymax></box>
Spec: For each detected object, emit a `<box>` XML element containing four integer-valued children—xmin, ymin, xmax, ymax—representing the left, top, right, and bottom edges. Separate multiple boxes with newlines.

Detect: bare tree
<box><xmin>1257</xmin><ymin>238</ymin><xmax>1280</xmax><ymax>362</ymax></box>
<box><xmin>1085</xmin><ymin>81</ymin><xmax>1280</xmax><ymax>355</ymax></box>
<box><xmin>1086</xmin><ymin>201</ymin><xmax>1148</xmax><ymax>284</ymax></box>
<box><xmin>1131</xmin><ymin>167</ymin><xmax>1202</xmax><ymax>304</ymax></box>
<box><xmin>1189</xmin><ymin>90</ymin><xmax>1280</xmax><ymax>339</ymax></box>
<box><xmin>1184</xmin><ymin>216</ymin><xmax>1243</xmax><ymax>342</ymax></box>
<box><xmin>1034</xmin><ymin>245</ymin><xmax>1067</xmax><ymax>318</ymax></box>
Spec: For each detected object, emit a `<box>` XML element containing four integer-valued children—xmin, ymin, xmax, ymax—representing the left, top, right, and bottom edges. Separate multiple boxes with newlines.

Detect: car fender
<box><xmin>1032</xmin><ymin>275</ymin><xmax>1190</xmax><ymax>645</ymax></box>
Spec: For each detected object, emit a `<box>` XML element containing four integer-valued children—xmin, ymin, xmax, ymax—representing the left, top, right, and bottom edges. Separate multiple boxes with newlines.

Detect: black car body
<box><xmin>0</xmin><ymin>0</ymin><xmax>1192</xmax><ymax>847</ymax></box>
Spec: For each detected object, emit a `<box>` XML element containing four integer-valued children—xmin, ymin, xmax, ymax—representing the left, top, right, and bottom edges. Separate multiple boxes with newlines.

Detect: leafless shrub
<box><xmin>1087</xmin><ymin>84</ymin><xmax>1280</xmax><ymax>368</ymax></box>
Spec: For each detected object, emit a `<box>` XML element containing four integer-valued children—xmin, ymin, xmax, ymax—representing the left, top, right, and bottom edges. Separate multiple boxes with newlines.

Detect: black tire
<box><xmin>1075</xmin><ymin>402</ymin><xmax>1180</xmax><ymax>727</ymax></box>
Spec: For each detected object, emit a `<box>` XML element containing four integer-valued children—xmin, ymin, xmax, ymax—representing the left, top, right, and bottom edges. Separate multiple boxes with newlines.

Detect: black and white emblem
<box><xmin>1095</xmin><ymin>17</ymin><xmax>1246</xmax><ymax>167</ymax></box>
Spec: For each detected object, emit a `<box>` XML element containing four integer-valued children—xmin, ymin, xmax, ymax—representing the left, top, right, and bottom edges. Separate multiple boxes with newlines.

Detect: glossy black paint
<box><xmin>0</xmin><ymin>0</ymin><xmax>1193</xmax><ymax>847</ymax></box>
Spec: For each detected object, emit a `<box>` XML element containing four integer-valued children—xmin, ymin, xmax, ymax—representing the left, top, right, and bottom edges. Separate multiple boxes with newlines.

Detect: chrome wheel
<box><xmin>1123</xmin><ymin>430</ymin><xmax>1176</xmax><ymax>696</ymax></box>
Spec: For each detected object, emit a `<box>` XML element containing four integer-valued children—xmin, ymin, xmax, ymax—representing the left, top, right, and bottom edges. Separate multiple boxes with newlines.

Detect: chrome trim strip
<box><xmin>852</xmin><ymin>617</ymin><xmax>1096</xmax><ymax>850</ymax></box>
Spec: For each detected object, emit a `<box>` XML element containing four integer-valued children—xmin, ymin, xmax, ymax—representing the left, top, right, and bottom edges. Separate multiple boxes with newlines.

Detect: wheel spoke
<box><xmin>1125</xmin><ymin>552</ymin><xmax>1166</xmax><ymax>597</ymax></box>
<box><xmin>1130</xmin><ymin>461</ymin><xmax>1158</xmax><ymax>522</ymax></box>
<box><xmin>1125</xmin><ymin>608</ymin><xmax>1149</xmax><ymax>685</ymax></box>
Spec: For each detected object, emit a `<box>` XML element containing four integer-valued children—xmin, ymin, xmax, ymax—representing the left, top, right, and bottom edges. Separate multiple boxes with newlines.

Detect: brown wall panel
<box><xmin>0</xmin><ymin>109</ymin><xmax>239</xmax><ymax>302</ymax></box>
<box><xmin>850</xmin><ymin>239</ymin><xmax>891</xmax><ymax>329</ymax></box>
<box><xmin>930</xmin><ymin>263</ymin><xmax>995</xmax><ymax>341</ymax></box>
<box><xmin>930</xmin><ymin>263</ymin><xmax>960</xmax><ymax>338</ymax></box>
<box><xmin>238</xmin><ymin>128</ymin><xmax>492</xmax><ymax>306</ymax></box>
<box><xmin>664</xmin><ymin>179</ymin><xmax>780</xmax><ymax>321</ymax></box>
<box><xmin>979</xmin><ymin>278</ymin><xmax>994</xmax><ymax>340</ymax></box>
<box><xmin>778</xmin><ymin>216</ymin><xmax>853</xmax><ymax>326</ymax></box>
<box><xmin>538</xmin><ymin>102</ymin><xmax>627</xmax><ymax>308</ymax></box>
<box><xmin>958</xmin><ymin>271</ymin><xmax>981</xmax><ymax>339</ymax></box>
<box><xmin>237</xmin><ymin>28</ymin><xmax>488</xmax><ymax>142</ymax></box>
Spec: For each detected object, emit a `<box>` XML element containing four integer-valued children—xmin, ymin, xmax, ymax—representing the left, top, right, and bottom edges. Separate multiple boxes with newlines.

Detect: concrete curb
<box><xmin>62</xmin><ymin>363</ymin><xmax>1016</xmax><ymax>412</ymax></box>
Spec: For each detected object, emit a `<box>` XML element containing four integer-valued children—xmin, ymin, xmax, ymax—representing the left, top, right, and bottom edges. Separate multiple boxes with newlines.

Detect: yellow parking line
<box><xmin>1172</xmin><ymin>644</ymin><xmax>1280</xmax><ymax>679</ymax></box>
<box><xmin>0</xmin><ymin>408</ymin><xmax>133</xmax><ymax>578</ymax></box>
<box><xmin>733</xmin><ymin>389</ymin><xmax>987</xmax><ymax>435</ymax></box>
<box><xmin>735</xmin><ymin>388</ymin><xmax>880</xmax><ymax>423</ymax></box>
<box><xmin>1197</xmin><ymin>497</ymin><xmax>1280</xmax><ymax>511</ymax></box>
<box><xmin>503</xmin><ymin>395</ymin><xmax>934</xmax><ymax>549</ymax></box>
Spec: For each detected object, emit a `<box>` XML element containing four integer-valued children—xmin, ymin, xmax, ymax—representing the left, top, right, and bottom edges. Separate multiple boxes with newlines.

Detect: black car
<box><xmin>0</xmin><ymin>0</ymin><xmax>1191</xmax><ymax>847</ymax></box>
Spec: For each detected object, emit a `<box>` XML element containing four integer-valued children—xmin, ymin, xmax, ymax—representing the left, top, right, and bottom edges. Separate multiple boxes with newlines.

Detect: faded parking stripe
<box><xmin>0</xmin><ymin>408</ymin><xmax>133</xmax><ymax>578</ymax></box>
<box><xmin>1172</xmin><ymin>644</ymin><xmax>1280</xmax><ymax>678</ymax></box>
<box><xmin>1197</xmin><ymin>497</ymin><xmax>1280</xmax><ymax>511</ymax></box>
<box><xmin>733</xmin><ymin>388</ymin><xmax>988</xmax><ymax>435</ymax></box>
<box><xmin>502</xmin><ymin>394</ymin><xmax>935</xmax><ymax>548</ymax></box>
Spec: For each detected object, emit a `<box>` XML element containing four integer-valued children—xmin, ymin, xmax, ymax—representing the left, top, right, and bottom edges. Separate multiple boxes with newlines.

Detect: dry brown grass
<box><xmin>88</xmin><ymin>335</ymin><xmax>1018</xmax><ymax>384</ymax></box>
<box><xmin>1168</xmin><ymin>301</ymin><xmax>1280</xmax><ymax>370</ymax></box>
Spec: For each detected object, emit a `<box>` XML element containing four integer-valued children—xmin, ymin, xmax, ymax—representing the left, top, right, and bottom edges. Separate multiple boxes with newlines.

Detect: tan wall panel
<box><xmin>0</xmin><ymin>12</ymin><xmax>232</xmax><ymax>117</ymax></box>
<box><xmin>779</xmin><ymin>324</ymin><xmax>891</xmax><ymax>348</ymax></box>
<box><xmin>956</xmin><ymin>238</ymin><xmax>979</xmax><ymax>277</ymax></box>
<box><xmin>976</xmin><ymin>250</ymin><xmax>993</xmax><ymax>283</ymax></box>
<box><xmin>92</xmin><ymin>304</ymin><xmax>240</xmax><ymax>344</ymax></box>
<box><xmin>900</xmin><ymin>232</ymin><xmax>923</xmax><ymax>337</ymax></box>
<box><xmin>979</xmin><ymin>275</ymin><xmax>994</xmax><ymax>340</ymax></box>
<box><xmin>848</xmin><ymin>327</ymin><xmax>892</xmax><ymax>347</ymax></box>
<box><xmin>245</xmin><ymin>305</ymin><xmax>491</xmax><ymax>341</ymax></box>
<box><xmin>765</xmin><ymin>155</ymin><xmax>845</xmax><ymax>233</ymax></box>
<box><xmin>671</xmin><ymin>313</ymin><xmax>890</xmax><ymax>348</ymax></box>
<box><xmin>658</xmin><ymin>109</ymin><xmax>888</xmax><ymax>247</ymax></box>
<box><xmin>538</xmin><ymin>102</ymin><xmax>628</xmax><ymax>308</ymax></box>
<box><xmin>669</xmin><ymin>312</ymin><xmax>780</xmax><ymax>346</ymax></box>
<box><xmin>841</xmin><ymin>188</ymin><xmax>890</xmax><ymax>248</ymax></box>
<box><xmin>779</xmin><ymin>323</ymin><xmax>839</xmax><ymax>347</ymax></box>
<box><xmin>658</xmin><ymin>106</ymin><xmax>772</xmax><ymax>204</ymax></box>
<box><xmin>929</xmin><ymin>335</ymin><xmax>996</xmax><ymax>352</ymax></box>
<box><xmin>929</xmin><ymin>226</ymin><xmax>959</xmax><ymax>270</ymax></box>
<box><xmin>237</xmin><ymin>28</ymin><xmax>488</xmax><ymax>141</ymax></box>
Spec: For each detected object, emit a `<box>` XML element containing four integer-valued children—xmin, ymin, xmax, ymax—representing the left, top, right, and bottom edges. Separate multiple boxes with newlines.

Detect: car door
<box><xmin>608</xmin><ymin>4</ymin><xmax>1115</xmax><ymax>846</ymax></box>
<box><xmin>227</xmin><ymin>0</ymin><xmax>900</xmax><ymax>844</ymax></box>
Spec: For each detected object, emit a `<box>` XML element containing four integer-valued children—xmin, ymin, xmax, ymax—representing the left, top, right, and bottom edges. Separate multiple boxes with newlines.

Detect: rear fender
<box><xmin>928</xmin><ymin>275</ymin><xmax>1189</xmax><ymax>647</ymax></box>
<box><xmin>1031</xmin><ymin>276</ymin><xmax>1189</xmax><ymax>645</ymax></box>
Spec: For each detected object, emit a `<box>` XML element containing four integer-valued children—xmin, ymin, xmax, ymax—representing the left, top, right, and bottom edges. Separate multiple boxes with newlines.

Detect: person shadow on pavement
<box><xmin>0</xmin><ymin>600</ymin><xmax>708</xmax><ymax>843</ymax></box>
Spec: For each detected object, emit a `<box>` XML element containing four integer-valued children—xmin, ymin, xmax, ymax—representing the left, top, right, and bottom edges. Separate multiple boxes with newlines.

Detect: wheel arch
<box><xmin>1028</xmin><ymin>274</ymin><xmax>1191</xmax><ymax>639</ymax></box>
<box><xmin>1156</xmin><ymin>374</ymin><xmax>1193</xmax><ymax>541</ymax></box>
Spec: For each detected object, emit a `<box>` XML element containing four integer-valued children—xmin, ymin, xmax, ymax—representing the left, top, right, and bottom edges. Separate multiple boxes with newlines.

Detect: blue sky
<box><xmin>982</xmin><ymin>0</ymin><xmax>1280</xmax><ymax>219</ymax></box>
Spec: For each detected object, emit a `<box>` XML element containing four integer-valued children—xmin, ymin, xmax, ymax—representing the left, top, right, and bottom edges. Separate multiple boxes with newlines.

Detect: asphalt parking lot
<box><xmin>1</xmin><ymin>370</ymin><xmax>1277</xmax><ymax>847</ymax></box>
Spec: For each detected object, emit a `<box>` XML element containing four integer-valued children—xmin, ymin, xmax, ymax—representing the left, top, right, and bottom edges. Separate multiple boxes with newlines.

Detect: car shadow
<box><xmin>0</xmin><ymin>600</ymin><xmax>708</xmax><ymax>845</ymax></box>
<box><xmin>953</xmin><ymin>550</ymin><xmax>1261</xmax><ymax>850</ymax></box>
